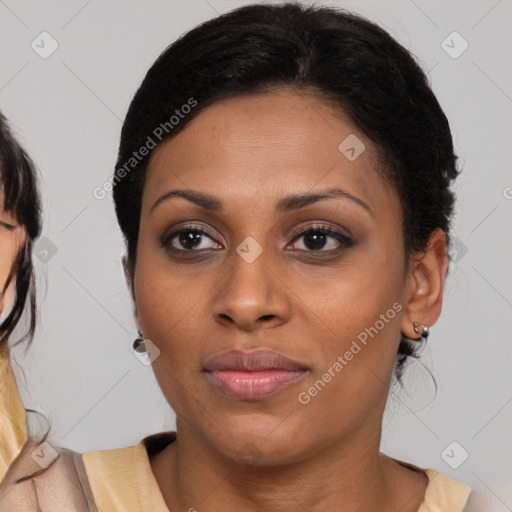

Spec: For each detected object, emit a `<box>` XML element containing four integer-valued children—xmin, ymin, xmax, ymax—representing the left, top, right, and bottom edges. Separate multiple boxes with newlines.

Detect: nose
<box><xmin>211</xmin><ymin>245</ymin><xmax>291</xmax><ymax>331</ymax></box>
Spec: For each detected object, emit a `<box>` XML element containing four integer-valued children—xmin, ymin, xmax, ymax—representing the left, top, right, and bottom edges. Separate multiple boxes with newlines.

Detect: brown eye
<box><xmin>177</xmin><ymin>231</ymin><xmax>203</xmax><ymax>250</ymax></box>
<box><xmin>162</xmin><ymin>224</ymin><xmax>222</xmax><ymax>252</ymax></box>
<box><xmin>289</xmin><ymin>226</ymin><xmax>354</xmax><ymax>252</ymax></box>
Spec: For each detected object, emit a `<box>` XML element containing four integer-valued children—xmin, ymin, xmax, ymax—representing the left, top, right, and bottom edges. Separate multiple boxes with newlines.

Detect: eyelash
<box><xmin>161</xmin><ymin>223</ymin><xmax>354</xmax><ymax>255</ymax></box>
<box><xmin>293</xmin><ymin>225</ymin><xmax>354</xmax><ymax>251</ymax></box>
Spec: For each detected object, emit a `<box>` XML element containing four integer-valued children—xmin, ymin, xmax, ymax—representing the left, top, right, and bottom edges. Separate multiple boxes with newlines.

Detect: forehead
<box><xmin>143</xmin><ymin>90</ymin><xmax>398</xmax><ymax>219</ymax></box>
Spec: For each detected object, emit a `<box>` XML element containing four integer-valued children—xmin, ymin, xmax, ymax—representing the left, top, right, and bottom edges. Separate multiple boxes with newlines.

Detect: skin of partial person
<box><xmin>0</xmin><ymin>194</ymin><xmax>26</xmax><ymax>323</ymax></box>
<box><xmin>126</xmin><ymin>89</ymin><xmax>448</xmax><ymax>512</ymax></box>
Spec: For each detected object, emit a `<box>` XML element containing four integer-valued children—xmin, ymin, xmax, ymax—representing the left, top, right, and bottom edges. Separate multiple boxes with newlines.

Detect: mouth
<box><xmin>203</xmin><ymin>348</ymin><xmax>309</xmax><ymax>401</ymax></box>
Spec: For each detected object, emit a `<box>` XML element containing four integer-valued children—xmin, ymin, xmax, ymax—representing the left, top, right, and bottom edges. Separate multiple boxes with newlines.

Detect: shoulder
<box><xmin>420</xmin><ymin>468</ymin><xmax>472</xmax><ymax>511</ymax></box>
<box><xmin>81</xmin><ymin>438</ymin><xmax>146</xmax><ymax>509</ymax></box>
<box><xmin>82</xmin><ymin>431</ymin><xmax>176</xmax><ymax>473</ymax></box>
<box><xmin>0</xmin><ymin>346</ymin><xmax>27</xmax><ymax>481</ymax></box>
<box><xmin>0</xmin><ymin>438</ymin><xmax>97</xmax><ymax>511</ymax></box>
<box><xmin>391</xmin><ymin>457</ymin><xmax>472</xmax><ymax>512</ymax></box>
<box><xmin>82</xmin><ymin>431</ymin><xmax>175</xmax><ymax>512</ymax></box>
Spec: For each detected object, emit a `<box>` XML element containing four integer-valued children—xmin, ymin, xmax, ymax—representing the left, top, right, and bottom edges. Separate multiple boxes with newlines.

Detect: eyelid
<box><xmin>291</xmin><ymin>221</ymin><xmax>353</xmax><ymax>239</ymax></box>
<box><xmin>0</xmin><ymin>221</ymin><xmax>17</xmax><ymax>230</ymax></box>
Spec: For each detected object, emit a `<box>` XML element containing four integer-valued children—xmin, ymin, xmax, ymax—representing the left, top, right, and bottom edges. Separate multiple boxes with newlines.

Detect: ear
<box><xmin>122</xmin><ymin>255</ymin><xmax>134</xmax><ymax>299</ymax></box>
<box><xmin>401</xmin><ymin>228</ymin><xmax>449</xmax><ymax>340</ymax></box>
<box><xmin>122</xmin><ymin>255</ymin><xmax>142</xmax><ymax>333</ymax></box>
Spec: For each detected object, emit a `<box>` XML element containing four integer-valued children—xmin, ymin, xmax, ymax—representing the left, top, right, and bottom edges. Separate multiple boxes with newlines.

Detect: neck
<box><xmin>150</xmin><ymin>419</ymin><xmax>426</xmax><ymax>512</ymax></box>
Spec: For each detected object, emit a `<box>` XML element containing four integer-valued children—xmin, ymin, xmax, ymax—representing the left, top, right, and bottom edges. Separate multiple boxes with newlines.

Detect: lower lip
<box><xmin>204</xmin><ymin>369</ymin><xmax>306</xmax><ymax>400</ymax></box>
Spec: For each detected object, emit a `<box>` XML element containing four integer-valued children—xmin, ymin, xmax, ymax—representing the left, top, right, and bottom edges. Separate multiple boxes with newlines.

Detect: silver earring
<box><xmin>133</xmin><ymin>330</ymin><xmax>146</xmax><ymax>353</ymax></box>
<box><xmin>413</xmin><ymin>322</ymin><xmax>429</xmax><ymax>340</ymax></box>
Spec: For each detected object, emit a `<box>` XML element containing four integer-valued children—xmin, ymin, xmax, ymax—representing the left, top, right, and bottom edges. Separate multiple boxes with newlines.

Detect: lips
<box><xmin>203</xmin><ymin>349</ymin><xmax>309</xmax><ymax>400</ymax></box>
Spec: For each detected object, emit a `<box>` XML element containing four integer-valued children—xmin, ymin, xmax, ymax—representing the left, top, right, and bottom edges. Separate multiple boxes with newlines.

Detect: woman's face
<box><xmin>0</xmin><ymin>194</ymin><xmax>26</xmax><ymax>323</ymax></box>
<box><xmin>133</xmin><ymin>90</ymin><xmax>432</xmax><ymax>464</ymax></box>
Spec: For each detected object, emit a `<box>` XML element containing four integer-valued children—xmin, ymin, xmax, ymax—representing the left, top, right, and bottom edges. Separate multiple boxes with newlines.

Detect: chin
<box><xmin>202</xmin><ymin>412</ymin><xmax>310</xmax><ymax>467</ymax></box>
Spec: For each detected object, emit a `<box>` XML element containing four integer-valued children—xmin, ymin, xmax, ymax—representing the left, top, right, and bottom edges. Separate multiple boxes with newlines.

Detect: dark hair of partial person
<box><xmin>0</xmin><ymin>110</ymin><xmax>42</xmax><ymax>349</ymax></box>
<box><xmin>112</xmin><ymin>2</ymin><xmax>460</xmax><ymax>384</ymax></box>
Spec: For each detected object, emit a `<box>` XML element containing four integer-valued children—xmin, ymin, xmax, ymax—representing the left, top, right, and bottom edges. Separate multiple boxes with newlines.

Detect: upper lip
<box><xmin>203</xmin><ymin>348</ymin><xmax>309</xmax><ymax>372</ymax></box>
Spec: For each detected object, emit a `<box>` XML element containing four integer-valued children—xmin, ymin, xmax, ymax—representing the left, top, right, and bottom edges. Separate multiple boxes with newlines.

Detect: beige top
<box><xmin>0</xmin><ymin>344</ymin><xmax>27</xmax><ymax>482</ymax></box>
<box><xmin>83</xmin><ymin>431</ymin><xmax>472</xmax><ymax>511</ymax></box>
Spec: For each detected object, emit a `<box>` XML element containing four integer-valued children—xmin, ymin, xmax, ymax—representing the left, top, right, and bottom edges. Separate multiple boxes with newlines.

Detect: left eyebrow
<box><xmin>275</xmin><ymin>187</ymin><xmax>373</xmax><ymax>217</ymax></box>
<box><xmin>150</xmin><ymin>186</ymin><xmax>373</xmax><ymax>218</ymax></box>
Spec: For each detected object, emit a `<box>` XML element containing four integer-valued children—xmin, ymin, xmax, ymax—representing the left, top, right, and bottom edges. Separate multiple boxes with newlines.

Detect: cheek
<box><xmin>296</xmin><ymin>243</ymin><xmax>403</xmax><ymax>343</ymax></box>
<box><xmin>297</xmin><ymin>245</ymin><xmax>404</xmax><ymax>397</ymax></box>
<box><xmin>136</xmin><ymin>273</ymin><xmax>196</xmax><ymax>348</ymax></box>
<box><xmin>134</xmin><ymin>264</ymin><xmax>207</xmax><ymax>415</ymax></box>
<box><xmin>0</xmin><ymin>259</ymin><xmax>7</xmax><ymax>289</ymax></box>
<box><xmin>296</xmin><ymin>292</ymin><xmax>402</xmax><ymax>437</ymax></box>
<box><xmin>133</xmin><ymin>251</ymin><xmax>214</xmax><ymax>374</ymax></box>
<box><xmin>0</xmin><ymin>247</ymin><xmax>19</xmax><ymax>321</ymax></box>
<box><xmin>0</xmin><ymin>234</ymin><xmax>19</xmax><ymax>289</ymax></box>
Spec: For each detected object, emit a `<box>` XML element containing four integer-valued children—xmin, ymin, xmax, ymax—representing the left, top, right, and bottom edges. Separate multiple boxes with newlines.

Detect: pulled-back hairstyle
<box><xmin>112</xmin><ymin>3</ymin><xmax>460</xmax><ymax>382</ymax></box>
<box><xmin>0</xmin><ymin>111</ymin><xmax>42</xmax><ymax>349</ymax></box>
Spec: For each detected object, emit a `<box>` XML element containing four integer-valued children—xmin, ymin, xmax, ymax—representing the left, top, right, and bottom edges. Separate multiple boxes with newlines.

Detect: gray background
<box><xmin>1</xmin><ymin>0</ymin><xmax>511</xmax><ymax>509</ymax></box>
